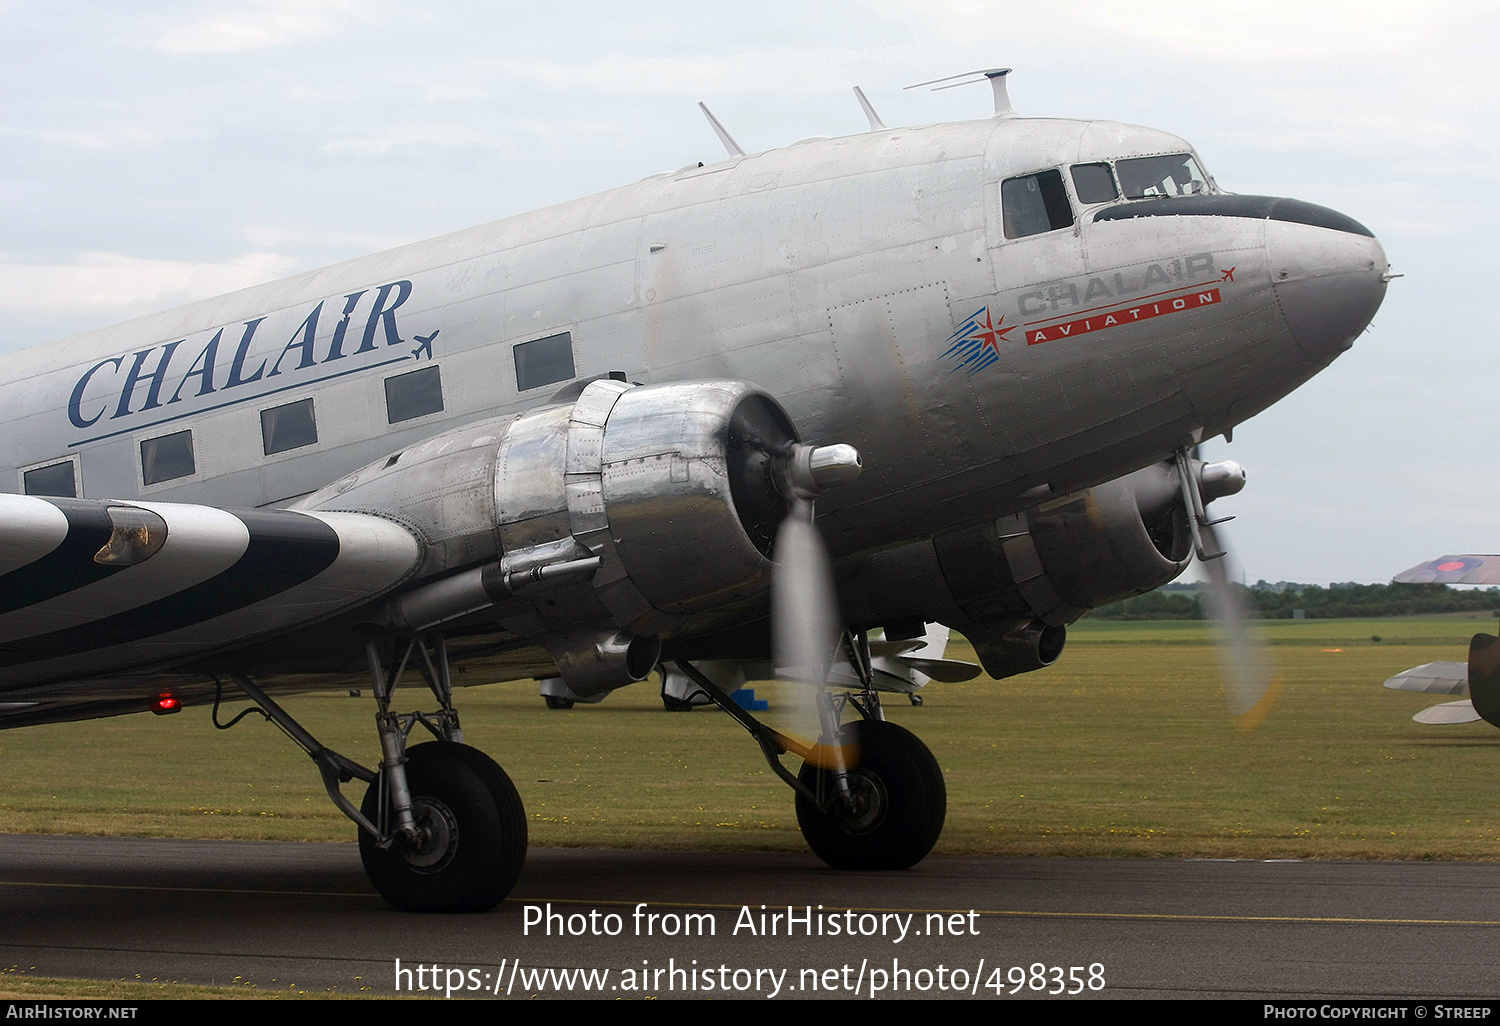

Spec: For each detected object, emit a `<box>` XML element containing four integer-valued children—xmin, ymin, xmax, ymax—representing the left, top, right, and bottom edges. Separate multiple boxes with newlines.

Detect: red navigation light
<box><xmin>151</xmin><ymin>692</ymin><xmax>181</xmax><ymax>715</ymax></box>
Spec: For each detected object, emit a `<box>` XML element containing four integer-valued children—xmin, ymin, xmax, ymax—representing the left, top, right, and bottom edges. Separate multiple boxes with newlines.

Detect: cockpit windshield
<box><xmin>1115</xmin><ymin>153</ymin><xmax>1211</xmax><ymax>199</ymax></box>
<box><xmin>1002</xmin><ymin>152</ymin><xmax>1218</xmax><ymax>241</ymax></box>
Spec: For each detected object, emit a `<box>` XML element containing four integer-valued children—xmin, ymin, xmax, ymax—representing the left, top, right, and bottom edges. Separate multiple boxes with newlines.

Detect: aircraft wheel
<box><xmin>359</xmin><ymin>742</ymin><xmax>527</xmax><ymax>913</ymax></box>
<box><xmin>543</xmin><ymin>695</ymin><xmax>574</xmax><ymax>710</ymax></box>
<box><xmin>794</xmin><ymin>720</ymin><xmax>946</xmax><ymax>871</ymax></box>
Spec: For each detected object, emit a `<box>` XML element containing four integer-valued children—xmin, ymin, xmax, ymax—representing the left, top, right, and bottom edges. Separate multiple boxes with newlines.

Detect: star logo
<box><xmin>942</xmin><ymin>306</ymin><xmax>1013</xmax><ymax>374</ymax></box>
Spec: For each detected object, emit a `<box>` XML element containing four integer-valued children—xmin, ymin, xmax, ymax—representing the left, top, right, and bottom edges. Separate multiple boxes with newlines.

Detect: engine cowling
<box><xmin>302</xmin><ymin>378</ymin><xmax>813</xmax><ymax>694</ymax></box>
<box><xmin>935</xmin><ymin>464</ymin><xmax>1193</xmax><ymax>679</ymax></box>
<box><xmin>937</xmin><ymin>461</ymin><xmax>1193</xmax><ymax>628</ymax></box>
<box><xmin>492</xmin><ymin>379</ymin><xmax>797</xmax><ymax>634</ymax></box>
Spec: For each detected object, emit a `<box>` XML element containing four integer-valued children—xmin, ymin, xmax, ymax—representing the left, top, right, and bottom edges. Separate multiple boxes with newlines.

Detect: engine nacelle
<box><xmin>304</xmin><ymin>378</ymin><xmax>809</xmax><ymax>695</ymax></box>
<box><xmin>840</xmin><ymin>459</ymin><xmax>1206</xmax><ymax>681</ymax></box>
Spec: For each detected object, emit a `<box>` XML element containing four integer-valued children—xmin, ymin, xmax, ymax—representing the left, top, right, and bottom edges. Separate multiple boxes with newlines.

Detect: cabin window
<box><xmin>140</xmin><ymin>430</ymin><xmax>195</xmax><ymax>485</ymax></box>
<box><xmin>1116</xmin><ymin>153</ymin><xmax>1210</xmax><ymax>199</ymax></box>
<box><xmin>260</xmin><ymin>398</ymin><xmax>318</xmax><ymax>455</ymax></box>
<box><xmin>22</xmin><ymin>460</ymin><xmax>77</xmax><ymax>498</ymax></box>
<box><xmin>1070</xmin><ymin>163</ymin><xmax>1119</xmax><ymax>204</ymax></box>
<box><xmin>1001</xmin><ymin>170</ymin><xmax>1074</xmax><ymax>239</ymax></box>
<box><xmin>385</xmin><ymin>365</ymin><xmax>444</xmax><ymax>424</ymax></box>
<box><xmin>514</xmin><ymin>331</ymin><xmax>575</xmax><ymax>391</ymax></box>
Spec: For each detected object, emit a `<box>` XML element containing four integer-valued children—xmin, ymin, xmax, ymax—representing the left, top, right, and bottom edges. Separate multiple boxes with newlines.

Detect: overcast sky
<box><xmin>1</xmin><ymin>0</ymin><xmax>1494</xmax><ymax>585</ymax></box>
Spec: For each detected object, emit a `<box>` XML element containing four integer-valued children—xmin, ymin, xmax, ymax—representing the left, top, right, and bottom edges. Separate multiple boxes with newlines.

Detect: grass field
<box><xmin>1</xmin><ymin>615</ymin><xmax>1498</xmax><ymax>860</ymax></box>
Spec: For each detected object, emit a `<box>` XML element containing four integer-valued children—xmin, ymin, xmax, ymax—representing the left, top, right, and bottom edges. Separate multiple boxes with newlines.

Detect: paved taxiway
<box><xmin>0</xmin><ymin>834</ymin><xmax>1496</xmax><ymax>999</ymax></box>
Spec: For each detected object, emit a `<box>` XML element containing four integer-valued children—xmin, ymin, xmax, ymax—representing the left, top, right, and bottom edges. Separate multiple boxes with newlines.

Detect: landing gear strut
<box><xmin>224</xmin><ymin>633</ymin><xmax>526</xmax><ymax>913</ymax></box>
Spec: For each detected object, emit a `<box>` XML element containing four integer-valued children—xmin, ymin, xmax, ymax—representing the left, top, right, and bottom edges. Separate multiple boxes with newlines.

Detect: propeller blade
<box><xmin>771</xmin><ymin>495</ymin><xmax>857</xmax><ymax>767</ymax></box>
<box><xmin>772</xmin><ymin>496</ymin><xmax>839</xmax><ymax>686</ymax></box>
<box><xmin>767</xmin><ymin>442</ymin><xmax>862</xmax><ymax>763</ymax></box>
<box><xmin>1198</xmin><ymin>518</ymin><xmax>1281</xmax><ymax>730</ymax></box>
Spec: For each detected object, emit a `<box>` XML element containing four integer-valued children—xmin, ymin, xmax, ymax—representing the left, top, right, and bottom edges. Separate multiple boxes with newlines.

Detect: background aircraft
<box><xmin>1384</xmin><ymin>556</ymin><xmax>1500</xmax><ymax>725</ymax></box>
<box><xmin>0</xmin><ymin>70</ymin><xmax>1387</xmax><ymax>912</ymax></box>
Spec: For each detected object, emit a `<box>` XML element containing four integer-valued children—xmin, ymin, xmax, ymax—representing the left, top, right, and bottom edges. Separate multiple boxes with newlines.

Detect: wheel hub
<box><xmin>830</xmin><ymin>771</ymin><xmax>887</xmax><ymax>835</ymax></box>
<box><xmin>399</xmin><ymin>797</ymin><xmax>460</xmax><ymax>873</ymax></box>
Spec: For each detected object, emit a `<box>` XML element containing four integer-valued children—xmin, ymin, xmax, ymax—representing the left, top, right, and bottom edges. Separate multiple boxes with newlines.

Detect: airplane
<box><xmin>1384</xmin><ymin>557</ymin><xmax>1500</xmax><ymax>725</ymax></box>
<box><xmin>646</xmin><ymin>623</ymin><xmax>981</xmax><ymax>711</ymax></box>
<box><xmin>0</xmin><ymin>70</ymin><xmax>1389</xmax><ymax>912</ymax></box>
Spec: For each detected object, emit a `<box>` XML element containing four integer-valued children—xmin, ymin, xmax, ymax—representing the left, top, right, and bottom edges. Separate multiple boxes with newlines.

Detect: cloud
<box><xmin>871</xmin><ymin>0</ymin><xmax>1481</xmax><ymax>65</ymax></box>
<box><xmin>156</xmin><ymin>0</ymin><xmax>376</xmax><ymax>54</ymax></box>
<box><xmin>34</xmin><ymin>127</ymin><xmax>161</xmax><ymax>150</ymax></box>
<box><xmin>0</xmin><ymin>252</ymin><xmax>299</xmax><ymax>315</ymax></box>
<box><xmin>322</xmin><ymin>118</ymin><xmax>625</xmax><ymax>157</ymax></box>
<box><xmin>482</xmin><ymin>48</ymin><xmax>905</xmax><ymax>98</ymax></box>
<box><xmin>322</xmin><ymin>123</ymin><xmax>505</xmax><ymax>155</ymax></box>
<box><xmin>0</xmin><ymin>124</ymin><xmax>161</xmax><ymax>151</ymax></box>
<box><xmin>240</xmin><ymin>224</ymin><xmax>417</xmax><ymax>253</ymax></box>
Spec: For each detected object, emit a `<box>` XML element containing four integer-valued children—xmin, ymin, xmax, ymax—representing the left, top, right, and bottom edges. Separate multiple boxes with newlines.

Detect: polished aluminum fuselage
<box><xmin>0</xmin><ymin>114</ymin><xmax>1385</xmax><ymax>573</ymax></box>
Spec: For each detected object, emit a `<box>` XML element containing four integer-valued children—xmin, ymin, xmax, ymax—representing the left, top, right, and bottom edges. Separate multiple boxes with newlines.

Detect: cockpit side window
<box><xmin>1116</xmin><ymin>153</ymin><xmax>1211</xmax><ymax>199</ymax></box>
<box><xmin>1070</xmin><ymin>163</ymin><xmax>1118</xmax><ymax>204</ymax></box>
<box><xmin>1001</xmin><ymin>169</ymin><xmax>1074</xmax><ymax>239</ymax></box>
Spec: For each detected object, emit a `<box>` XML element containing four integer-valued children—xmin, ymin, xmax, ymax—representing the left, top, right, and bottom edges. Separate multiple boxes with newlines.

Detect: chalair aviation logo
<box><xmin>942</xmin><ymin>254</ymin><xmax>1234</xmax><ymax>375</ymax></box>
<box><xmin>941</xmin><ymin>307</ymin><xmax>1013</xmax><ymax>375</ymax></box>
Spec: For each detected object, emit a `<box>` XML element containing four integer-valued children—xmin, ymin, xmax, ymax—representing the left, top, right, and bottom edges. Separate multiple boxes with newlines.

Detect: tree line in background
<box><xmin>1086</xmin><ymin>581</ymin><xmax>1500</xmax><ymax>620</ymax></box>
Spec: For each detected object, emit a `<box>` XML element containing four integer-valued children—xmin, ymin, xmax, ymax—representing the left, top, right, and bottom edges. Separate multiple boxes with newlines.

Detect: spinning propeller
<box><xmin>770</xmin><ymin>443</ymin><xmax>861</xmax><ymax>759</ymax></box>
<box><xmin>1176</xmin><ymin>449</ymin><xmax>1282</xmax><ymax>730</ymax></box>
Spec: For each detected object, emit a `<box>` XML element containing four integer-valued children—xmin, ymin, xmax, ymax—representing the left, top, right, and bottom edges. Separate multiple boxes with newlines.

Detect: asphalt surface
<box><xmin>0</xmin><ymin>834</ymin><xmax>1497</xmax><ymax>999</ymax></box>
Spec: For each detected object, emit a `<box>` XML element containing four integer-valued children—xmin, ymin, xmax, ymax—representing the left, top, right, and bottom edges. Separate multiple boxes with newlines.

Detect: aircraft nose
<box><xmin>1267</xmin><ymin>205</ymin><xmax>1388</xmax><ymax>367</ymax></box>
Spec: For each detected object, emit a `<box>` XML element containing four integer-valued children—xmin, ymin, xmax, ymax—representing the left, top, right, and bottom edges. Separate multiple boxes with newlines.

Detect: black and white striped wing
<box><xmin>0</xmin><ymin>495</ymin><xmax>420</xmax><ymax>688</ymax></box>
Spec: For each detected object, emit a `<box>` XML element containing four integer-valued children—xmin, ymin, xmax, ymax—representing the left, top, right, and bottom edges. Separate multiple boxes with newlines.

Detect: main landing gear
<box><xmin>358</xmin><ymin>740</ymin><xmax>525</xmax><ymax>912</ymax></box>
<box><xmin>222</xmin><ymin>634</ymin><xmax>526</xmax><ymax>913</ymax></box>
<box><xmin>794</xmin><ymin>719</ymin><xmax>946</xmax><ymax>870</ymax></box>
<box><xmin>672</xmin><ymin>633</ymin><xmax>946</xmax><ymax>871</ymax></box>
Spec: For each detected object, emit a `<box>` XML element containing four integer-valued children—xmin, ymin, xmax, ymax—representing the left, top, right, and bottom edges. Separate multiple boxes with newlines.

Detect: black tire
<box><xmin>543</xmin><ymin>695</ymin><xmax>574</xmax><ymax>710</ymax></box>
<box><xmin>795</xmin><ymin>720</ymin><xmax>945</xmax><ymax>871</ymax></box>
<box><xmin>359</xmin><ymin>742</ymin><xmax>527</xmax><ymax>913</ymax></box>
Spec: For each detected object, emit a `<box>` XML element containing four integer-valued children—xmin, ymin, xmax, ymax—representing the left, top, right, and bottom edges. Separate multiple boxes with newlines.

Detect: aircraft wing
<box><xmin>1382</xmin><ymin>661</ymin><xmax>1469</xmax><ymax>695</ymax></box>
<box><xmin>1393</xmin><ymin>556</ymin><xmax>1500</xmax><ymax>585</ymax></box>
<box><xmin>0</xmin><ymin>494</ymin><xmax>422</xmax><ymax>693</ymax></box>
<box><xmin>1412</xmin><ymin>700</ymin><xmax>1482</xmax><ymax>725</ymax></box>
